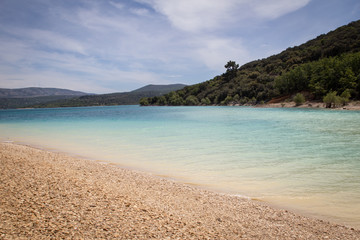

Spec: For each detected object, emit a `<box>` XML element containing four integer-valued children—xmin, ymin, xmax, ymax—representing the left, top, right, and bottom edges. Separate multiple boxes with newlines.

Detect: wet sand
<box><xmin>1</xmin><ymin>142</ymin><xmax>359</xmax><ymax>239</ymax></box>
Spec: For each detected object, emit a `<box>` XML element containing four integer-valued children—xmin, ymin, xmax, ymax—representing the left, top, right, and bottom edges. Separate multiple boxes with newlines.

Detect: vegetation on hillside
<box><xmin>0</xmin><ymin>87</ymin><xmax>88</xmax><ymax>109</ymax></box>
<box><xmin>141</xmin><ymin>20</ymin><xmax>360</xmax><ymax>106</ymax></box>
<box><xmin>0</xmin><ymin>87</ymin><xmax>87</xmax><ymax>98</ymax></box>
<box><xmin>0</xmin><ymin>84</ymin><xmax>186</xmax><ymax>109</ymax></box>
<box><xmin>26</xmin><ymin>84</ymin><xmax>186</xmax><ymax>109</ymax></box>
<box><xmin>0</xmin><ymin>96</ymin><xmax>83</xmax><ymax>109</ymax></box>
<box><xmin>275</xmin><ymin>52</ymin><xmax>360</xmax><ymax>98</ymax></box>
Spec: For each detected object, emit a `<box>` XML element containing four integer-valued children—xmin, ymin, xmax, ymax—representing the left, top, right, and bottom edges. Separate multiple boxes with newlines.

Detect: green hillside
<box><xmin>141</xmin><ymin>20</ymin><xmax>360</xmax><ymax>106</ymax></box>
<box><xmin>0</xmin><ymin>87</ymin><xmax>88</xmax><ymax>98</ymax></box>
<box><xmin>0</xmin><ymin>88</ymin><xmax>89</xmax><ymax>109</ymax></box>
<box><xmin>0</xmin><ymin>95</ymin><xmax>89</xmax><ymax>109</ymax></box>
<box><xmin>28</xmin><ymin>84</ymin><xmax>186</xmax><ymax>108</ymax></box>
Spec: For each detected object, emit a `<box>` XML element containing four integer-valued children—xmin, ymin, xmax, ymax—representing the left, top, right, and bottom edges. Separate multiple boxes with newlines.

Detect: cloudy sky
<box><xmin>0</xmin><ymin>0</ymin><xmax>359</xmax><ymax>93</ymax></box>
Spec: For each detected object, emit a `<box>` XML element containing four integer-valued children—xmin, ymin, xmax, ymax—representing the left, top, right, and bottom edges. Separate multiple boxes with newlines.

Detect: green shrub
<box><xmin>323</xmin><ymin>91</ymin><xmax>342</xmax><ymax>108</ymax></box>
<box><xmin>185</xmin><ymin>95</ymin><xmax>199</xmax><ymax>105</ymax></box>
<box><xmin>293</xmin><ymin>93</ymin><xmax>305</xmax><ymax>106</ymax></box>
<box><xmin>221</xmin><ymin>95</ymin><xmax>233</xmax><ymax>105</ymax></box>
<box><xmin>139</xmin><ymin>98</ymin><xmax>149</xmax><ymax>106</ymax></box>
<box><xmin>201</xmin><ymin>97</ymin><xmax>211</xmax><ymax>105</ymax></box>
<box><xmin>340</xmin><ymin>89</ymin><xmax>351</xmax><ymax>105</ymax></box>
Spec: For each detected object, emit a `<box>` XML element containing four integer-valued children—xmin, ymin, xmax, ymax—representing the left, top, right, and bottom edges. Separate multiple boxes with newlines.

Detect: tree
<box><xmin>233</xmin><ymin>94</ymin><xmax>240</xmax><ymax>103</ymax></box>
<box><xmin>323</xmin><ymin>91</ymin><xmax>341</xmax><ymax>108</ymax></box>
<box><xmin>158</xmin><ymin>96</ymin><xmax>167</xmax><ymax>105</ymax></box>
<box><xmin>221</xmin><ymin>95</ymin><xmax>233</xmax><ymax>105</ymax></box>
<box><xmin>201</xmin><ymin>97</ymin><xmax>211</xmax><ymax>105</ymax></box>
<box><xmin>224</xmin><ymin>60</ymin><xmax>239</xmax><ymax>72</ymax></box>
<box><xmin>340</xmin><ymin>89</ymin><xmax>351</xmax><ymax>105</ymax></box>
<box><xmin>168</xmin><ymin>92</ymin><xmax>184</xmax><ymax>105</ymax></box>
<box><xmin>339</xmin><ymin>67</ymin><xmax>357</xmax><ymax>92</ymax></box>
<box><xmin>185</xmin><ymin>95</ymin><xmax>199</xmax><ymax>105</ymax></box>
<box><xmin>139</xmin><ymin>97</ymin><xmax>149</xmax><ymax>106</ymax></box>
<box><xmin>293</xmin><ymin>93</ymin><xmax>305</xmax><ymax>106</ymax></box>
<box><xmin>224</xmin><ymin>61</ymin><xmax>239</xmax><ymax>81</ymax></box>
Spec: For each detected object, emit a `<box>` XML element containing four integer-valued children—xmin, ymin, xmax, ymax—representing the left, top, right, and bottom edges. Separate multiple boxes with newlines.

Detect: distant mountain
<box><xmin>0</xmin><ymin>87</ymin><xmax>90</xmax><ymax>109</ymax></box>
<box><xmin>132</xmin><ymin>84</ymin><xmax>187</xmax><ymax>94</ymax></box>
<box><xmin>142</xmin><ymin>20</ymin><xmax>360</xmax><ymax>106</ymax></box>
<box><xmin>0</xmin><ymin>96</ymin><xmax>84</xmax><ymax>109</ymax></box>
<box><xmin>24</xmin><ymin>84</ymin><xmax>187</xmax><ymax>108</ymax></box>
<box><xmin>0</xmin><ymin>87</ymin><xmax>88</xmax><ymax>98</ymax></box>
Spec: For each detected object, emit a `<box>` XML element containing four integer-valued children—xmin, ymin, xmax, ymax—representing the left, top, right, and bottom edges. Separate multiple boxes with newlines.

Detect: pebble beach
<box><xmin>1</xmin><ymin>142</ymin><xmax>359</xmax><ymax>239</ymax></box>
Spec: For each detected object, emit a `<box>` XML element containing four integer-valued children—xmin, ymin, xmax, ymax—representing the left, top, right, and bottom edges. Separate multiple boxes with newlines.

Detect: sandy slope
<box><xmin>1</xmin><ymin>143</ymin><xmax>359</xmax><ymax>239</ymax></box>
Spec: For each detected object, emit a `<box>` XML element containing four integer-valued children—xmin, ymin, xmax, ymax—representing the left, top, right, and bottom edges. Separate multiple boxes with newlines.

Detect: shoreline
<box><xmin>3</xmin><ymin>100</ymin><xmax>360</xmax><ymax>110</ymax></box>
<box><xmin>251</xmin><ymin>100</ymin><xmax>360</xmax><ymax>110</ymax></box>
<box><xmin>1</xmin><ymin>142</ymin><xmax>359</xmax><ymax>239</ymax></box>
<box><xmin>3</xmin><ymin>140</ymin><xmax>351</xmax><ymax>228</ymax></box>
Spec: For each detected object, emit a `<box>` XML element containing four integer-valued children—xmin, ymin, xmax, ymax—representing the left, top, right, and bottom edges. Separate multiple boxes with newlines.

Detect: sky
<box><xmin>0</xmin><ymin>0</ymin><xmax>359</xmax><ymax>93</ymax></box>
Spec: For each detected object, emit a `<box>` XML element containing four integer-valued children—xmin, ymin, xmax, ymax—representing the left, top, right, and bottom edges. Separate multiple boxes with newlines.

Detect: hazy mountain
<box><xmin>0</xmin><ymin>88</ymin><xmax>91</xmax><ymax>109</ymax></box>
<box><xmin>132</xmin><ymin>84</ymin><xmax>187</xmax><ymax>94</ymax></box>
<box><xmin>0</xmin><ymin>87</ymin><xmax>88</xmax><ymax>98</ymax></box>
<box><xmin>22</xmin><ymin>84</ymin><xmax>187</xmax><ymax>108</ymax></box>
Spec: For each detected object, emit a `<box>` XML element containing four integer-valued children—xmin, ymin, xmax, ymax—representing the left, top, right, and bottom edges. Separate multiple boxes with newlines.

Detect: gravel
<box><xmin>1</xmin><ymin>143</ymin><xmax>359</xmax><ymax>239</ymax></box>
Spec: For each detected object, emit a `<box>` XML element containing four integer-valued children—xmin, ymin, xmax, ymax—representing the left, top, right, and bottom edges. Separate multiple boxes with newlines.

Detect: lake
<box><xmin>1</xmin><ymin>105</ymin><xmax>359</xmax><ymax>227</ymax></box>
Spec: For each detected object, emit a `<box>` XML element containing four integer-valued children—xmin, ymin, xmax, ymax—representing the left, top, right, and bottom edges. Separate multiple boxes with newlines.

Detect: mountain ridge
<box><xmin>142</xmin><ymin>20</ymin><xmax>360</xmax><ymax>106</ymax></box>
<box><xmin>0</xmin><ymin>84</ymin><xmax>187</xmax><ymax>109</ymax></box>
<box><xmin>0</xmin><ymin>87</ymin><xmax>89</xmax><ymax>98</ymax></box>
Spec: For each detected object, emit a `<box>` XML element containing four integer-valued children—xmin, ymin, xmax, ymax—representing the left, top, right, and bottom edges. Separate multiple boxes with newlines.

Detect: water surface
<box><xmin>1</xmin><ymin>106</ymin><xmax>359</xmax><ymax>227</ymax></box>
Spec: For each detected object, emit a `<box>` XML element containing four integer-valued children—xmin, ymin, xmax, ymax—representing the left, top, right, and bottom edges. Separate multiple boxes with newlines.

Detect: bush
<box><xmin>185</xmin><ymin>95</ymin><xmax>199</xmax><ymax>105</ymax></box>
<box><xmin>139</xmin><ymin>98</ymin><xmax>149</xmax><ymax>106</ymax></box>
<box><xmin>293</xmin><ymin>93</ymin><xmax>305</xmax><ymax>106</ymax></box>
<box><xmin>323</xmin><ymin>91</ymin><xmax>342</xmax><ymax>108</ymax></box>
<box><xmin>201</xmin><ymin>97</ymin><xmax>211</xmax><ymax>105</ymax></box>
<box><xmin>340</xmin><ymin>89</ymin><xmax>351</xmax><ymax>105</ymax></box>
<box><xmin>221</xmin><ymin>95</ymin><xmax>233</xmax><ymax>105</ymax></box>
<box><xmin>168</xmin><ymin>93</ymin><xmax>184</xmax><ymax>105</ymax></box>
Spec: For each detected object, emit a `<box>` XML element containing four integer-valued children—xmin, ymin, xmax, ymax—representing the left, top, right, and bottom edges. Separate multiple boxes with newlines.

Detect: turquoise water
<box><xmin>1</xmin><ymin>106</ymin><xmax>359</xmax><ymax>227</ymax></box>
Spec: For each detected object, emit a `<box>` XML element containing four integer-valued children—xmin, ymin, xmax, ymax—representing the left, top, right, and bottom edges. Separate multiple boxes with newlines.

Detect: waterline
<box><xmin>1</xmin><ymin>106</ymin><xmax>359</xmax><ymax>227</ymax></box>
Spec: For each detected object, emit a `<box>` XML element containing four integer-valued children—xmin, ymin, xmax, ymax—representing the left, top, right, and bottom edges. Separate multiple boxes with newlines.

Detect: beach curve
<box><xmin>0</xmin><ymin>142</ymin><xmax>359</xmax><ymax>239</ymax></box>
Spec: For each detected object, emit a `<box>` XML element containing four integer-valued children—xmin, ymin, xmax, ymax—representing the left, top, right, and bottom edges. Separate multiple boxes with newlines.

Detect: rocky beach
<box><xmin>1</xmin><ymin>142</ymin><xmax>359</xmax><ymax>239</ymax></box>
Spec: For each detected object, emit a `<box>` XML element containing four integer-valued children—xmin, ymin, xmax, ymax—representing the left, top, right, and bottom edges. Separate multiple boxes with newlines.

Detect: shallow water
<box><xmin>1</xmin><ymin>105</ymin><xmax>359</xmax><ymax>227</ymax></box>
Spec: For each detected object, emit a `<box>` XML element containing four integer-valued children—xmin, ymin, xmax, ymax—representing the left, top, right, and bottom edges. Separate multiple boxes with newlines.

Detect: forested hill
<box><xmin>0</xmin><ymin>87</ymin><xmax>87</xmax><ymax>98</ymax></box>
<box><xmin>0</xmin><ymin>88</ymin><xmax>89</xmax><ymax>109</ymax></box>
<box><xmin>0</xmin><ymin>84</ymin><xmax>186</xmax><ymax>109</ymax></box>
<box><xmin>141</xmin><ymin>20</ymin><xmax>360</xmax><ymax>106</ymax></box>
<box><xmin>27</xmin><ymin>84</ymin><xmax>186</xmax><ymax>108</ymax></box>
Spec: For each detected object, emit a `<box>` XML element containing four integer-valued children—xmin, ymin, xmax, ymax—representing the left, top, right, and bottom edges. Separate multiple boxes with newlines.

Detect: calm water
<box><xmin>1</xmin><ymin>106</ymin><xmax>359</xmax><ymax>227</ymax></box>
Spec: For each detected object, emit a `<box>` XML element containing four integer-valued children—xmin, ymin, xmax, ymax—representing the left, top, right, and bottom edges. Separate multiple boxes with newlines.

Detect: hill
<box><xmin>132</xmin><ymin>84</ymin><xmax>186</xmax><ymax>93</ymax></box>
<box><xmin>0</xmin><ymin>88</ymin><xmax>89</xmax><ymax>109</ymax></box>
<box><xmin>141</xmin><ymin>20</ymin><xmax>360</xmax><ymax>106</ymax></box>
<box><xmin>0</xmin><ymin>87</ymin><xmax>87</xmax><ymax>98</ymax></box>
<box><xmin>27</xmin><ymin>84</ymin><xmax>187</xmax><ymax>108</ymax></box>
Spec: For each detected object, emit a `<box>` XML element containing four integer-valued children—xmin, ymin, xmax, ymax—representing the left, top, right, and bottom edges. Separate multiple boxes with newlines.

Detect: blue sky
<box><xmin>0</xmin><ymin>0</ymin><xmax>359</xmax><ymax>93</ymax></box>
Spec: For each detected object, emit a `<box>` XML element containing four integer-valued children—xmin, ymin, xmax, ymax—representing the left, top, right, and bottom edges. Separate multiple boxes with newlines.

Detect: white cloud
<box><xmin>138</xmin><ymin>0</ymin><xmax>239</xmax><ymax>32</ymax></box>
<box><xmin>139</xmin><ymin>0</ymin><xmax>311</xmax><ymax>32</ymax></box>
<box><xmin>130</xmin><ymin>8</ymin><xmax>151</xmax><ymax>16</ymax></box>
<box><xmin>193</xmin><ymin>36</ymin><xmax>250</xmax><ymax>71</ymax></box>
<box><xmin>109</xmin><ymin>1</ymin><xmax>125</xmax><ymax>10</ymax></box>
<box><xmin>0</xmin><ymin>32</ymin><xmax>170</xmax><ymax>93</ymax></box>
<box><xmin>29</xmin><ymin>29</ymin><xmax>87</xmax><ymax>55</ymax></box>
<box><xmin>250</xmin><ymin>0</ymin><xmax>311</xmax><ymax>19</ymax></box>
<box><xmin>0</xmin><ymin>51</ymin><xmax>169</xmax><ymax>93</ymax></box>
<box><xmin>1</xmin><ymin>26</ymin><xmax>86</xmax><ymax>55</ymax></box>
<box><xmin>0</xmin><ymin>0</ymin><xmax>316</xmax><ymax>93</ymax></box>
